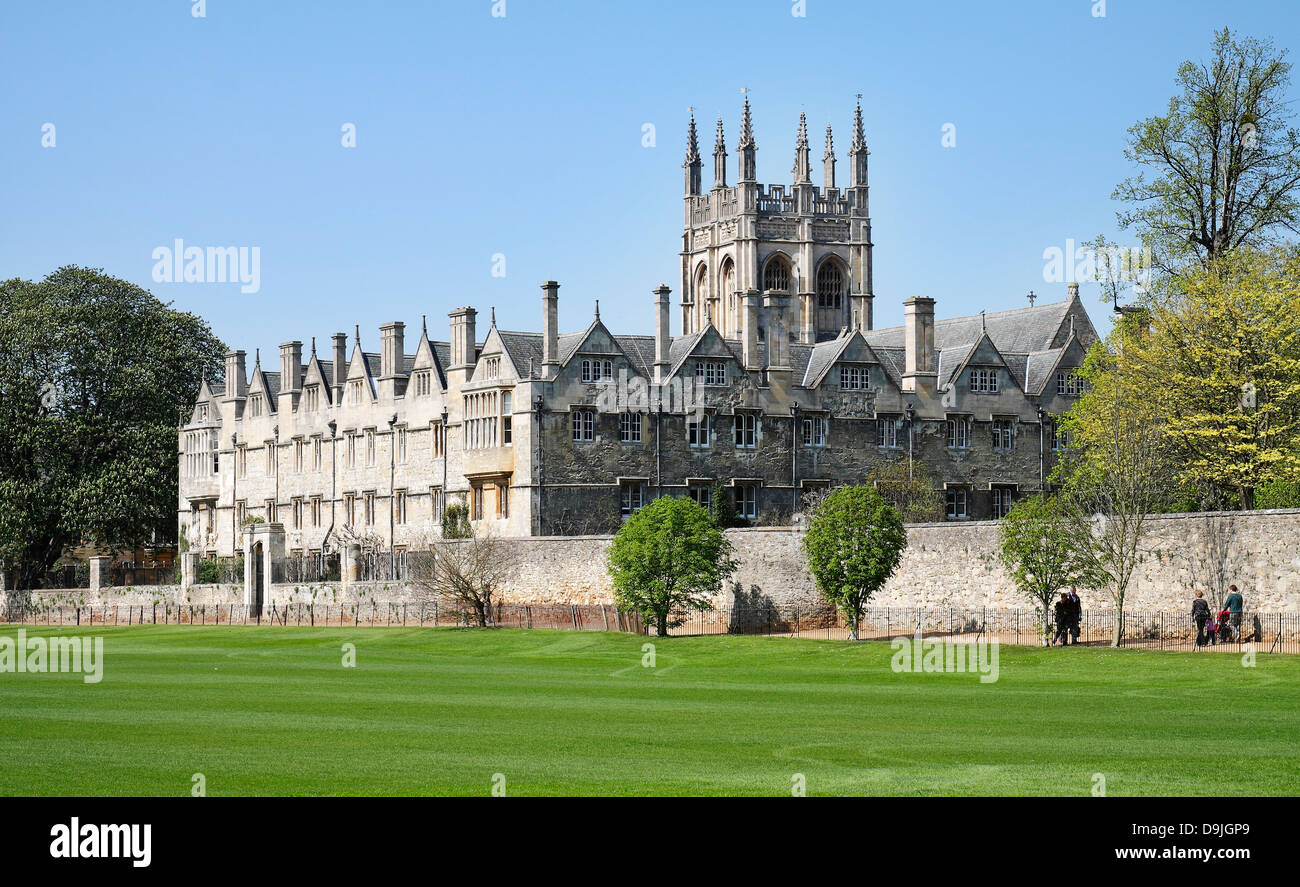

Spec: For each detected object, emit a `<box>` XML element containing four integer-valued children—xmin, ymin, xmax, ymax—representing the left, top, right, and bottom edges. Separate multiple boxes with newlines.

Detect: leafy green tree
<box><xmin>1056</xmin><ymin>325</ymin><xmax>1179</xmax><ymax>646</ymax></box>
<box><xmin>606</xmin><ymin>495</ymin><xmax>735</xmax><ymax>637</ymax></box>
<box><xmin>709</xmin><ymin>481</ymin><xmax>740</xmax><ymax>528</ymax></box>
<box><xmin>867</xmin><ymin>459</ymin><xmax>946</xmax><ymax>523</ymax></box>
<box><xmin>0</xmin><ymin>267</ymin><xmax>224</xmax><ymax>589</ymax></box>
<box><xmin>441</xmin><ymin>502</ymin><xmax>472</xmax><ymax>539</ymax></box>
<box><xmin>1115</xmin><ymin>29</ymin><xmax>1300</xmax><ymax>271</ymax></box>
<box><xmin>802</xmin><ymin>485</ymin><xmax>907</xmax><ymax>640</ymax></box>
<box><xmin>1119</xmin><ymin>249</ymin><xmax>1300</xmax><ymax>509</ymax></box>
<box><xmin>997</xmin><ymin>495</ymin><xmax>1083</xmax><ymax>646</ymax></box>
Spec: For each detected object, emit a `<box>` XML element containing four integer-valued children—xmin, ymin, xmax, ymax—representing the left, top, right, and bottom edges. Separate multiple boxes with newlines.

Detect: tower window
<box><xmin>762</xmin><ymin>256</ymin><xmax>791</xmax><ymax>293</ymax></box>
<box><xmin>817</xmin><ymin>261</ymin><xmax>845</xmax><ymax>309</ymax></box>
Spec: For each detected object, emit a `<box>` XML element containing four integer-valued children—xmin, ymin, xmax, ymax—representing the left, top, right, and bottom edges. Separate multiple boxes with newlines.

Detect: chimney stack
<box><xmin>1067</xmin><ymin>281</ymin><xmax>1080</xmax><ymax>301</ymax></box>
<box><xmin>380</xmin><ymin>322</ymin><xmax>405</xmax><ymax>379</ymax></box>
<box><xmin>223</xmin><ymin>350</ymin><xmax>248</xmax><ymax>401</ymax></box>
<box><xmin>902</xmin><ymin>295</ymin><xmax>937</xmax><ymax>393</ymax></box>
<box><xmin>279</xmin><ymin>341</ymin><xmax>303</xmax><ymax>393</ymax></box>
<box><xmin>742</xmin><ymin>289</ymin><xmax>761</xmax><ymax>371</ymax></box>
<box><xmin>449</xmin><ymin>307</ymin><xmax>477</xmax><ymax>371</ymax></box>
<box><xmin>653</xmin><ymin>284</ymin><xmax>671</xmax><ymax>382</ymax></box>
<box><xmin>331</xmin><ymin>332</ymin><xmax>348</xmax><ymax>396</ymax></box>
<box><xmin>763</xmin><ymin>292</ymin><xmax>790</xmax><ymax>370</ymax></box>
<box><xmin>541</xmin><ymin>281</ymin><xmax>560</xmax><ymax>376</ymax></box>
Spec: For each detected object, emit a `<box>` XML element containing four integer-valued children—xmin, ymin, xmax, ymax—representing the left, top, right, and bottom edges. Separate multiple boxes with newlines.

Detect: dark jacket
<box><xmin>1192</xmin><ymin>598</ymin><xmax>1210</xmax><ymax>620</ymax></box>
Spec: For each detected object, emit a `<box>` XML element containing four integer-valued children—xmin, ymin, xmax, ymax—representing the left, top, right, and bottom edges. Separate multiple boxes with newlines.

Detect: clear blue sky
<box><xmin>2</xmin><ymin>0</ymin><xmax>1296</xmax><ymax>355</ymax></box>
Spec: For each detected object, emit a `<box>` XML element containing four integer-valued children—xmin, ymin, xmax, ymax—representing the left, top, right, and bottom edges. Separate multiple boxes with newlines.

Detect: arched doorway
<box><xmin>252</xmin><ymin>542</ymin><xmax>264</xmax><ymax>618</ymax></box>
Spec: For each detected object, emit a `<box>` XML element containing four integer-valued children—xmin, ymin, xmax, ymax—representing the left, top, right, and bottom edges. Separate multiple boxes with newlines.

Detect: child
<box><xmin>1205</xmin><ymin>611</ymin><xmax>1219</xmax><ymax>646</ymax></box>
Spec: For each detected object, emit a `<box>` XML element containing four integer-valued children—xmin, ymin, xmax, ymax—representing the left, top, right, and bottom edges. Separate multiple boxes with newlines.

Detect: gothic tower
<box><xmin>679</xmin><ymin>98</ymin><xmax>874</xmax><ymax>344</ymax></box>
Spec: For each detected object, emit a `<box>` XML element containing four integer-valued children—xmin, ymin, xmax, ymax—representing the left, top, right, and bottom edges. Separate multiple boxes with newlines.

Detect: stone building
<box><xmin>178</xmin><ymin>101</ymin><xmax>1100</xmax><ymax>557</ymax></box>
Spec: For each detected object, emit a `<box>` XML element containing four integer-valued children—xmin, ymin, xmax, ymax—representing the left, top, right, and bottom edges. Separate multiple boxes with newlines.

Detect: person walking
<box><xmin>1190</xmin><ymin>590</ymin><xmax>1211</xmax><ymax>645</ymax></box>
<box><xmin>1052</xmin><ymin>592</ymin><xmax>1072</xmax><ymax>646</ymax></box>
<box><xmin>1192</xmin><ymin>591</ymin><xmax>1211</xmax><ymax>647</ymax></box>
<box><xmin>1224</xmin><ymin>585</ymin><xmax>1245</xmax><ymax>642</ymax></box>
<box><xmin>1066</xmin><ymin>587</ymin><xmax>1082</xmax><ymax>645</ymax></box>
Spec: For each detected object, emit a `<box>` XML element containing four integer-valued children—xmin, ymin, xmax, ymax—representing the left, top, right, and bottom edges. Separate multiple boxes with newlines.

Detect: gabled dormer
<box><xmin>299</xmin><ymin>340</ymin><xmax>334</xmax><ymax>414</ymax></box>
<box><xmin>665</xmin><ymin>322</ymin><xmax>742</xmax><ymax>388</ymax></box>
<box><xmin>408</xmin><ymin>316</ymin><xmax>447</xmax><ymax>399</ymax></box>
<box><xmin>190</xmin><ymin>377</ymin><xmax>222</xmax><ymax>426</ymax></box>
<box><xmin>344</xmin><ymin>334</ymin><xmax>377</xmax><ymax>408</ymax></box>
<box><xmin>802</xmin><ymin>329</ymin><xmax>885</xmax><ymax>391</ymax></box>
<box><xmin>245</xmin><ymin>352</ymin><xmax>277</xmax><ymax>419</ymax></box>
<box><xmin>559</xmin><ymin>308</ymin><xmax>641</xmax><ymax>385</ymax></box>
<box><xmin>951</xmin><ymin>333</ymin><xmax>1024</xmax><ymax>398</ymax></box>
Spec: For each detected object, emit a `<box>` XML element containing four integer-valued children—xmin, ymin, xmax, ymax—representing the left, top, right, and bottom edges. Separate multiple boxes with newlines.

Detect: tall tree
<box><xmin>1123</xmin><ymin>248</ymin><xmax>1300</xmax><ymax>508</ymax></box>
<box><xmin>802</xmin><ymin>485</ymin><xmax>907</xmax><ymax>641</ymax></box>
<box><xmin>1055</xmin><ymin>324</ymin><xmax>1178</xmax><ymax>646</ymax></box>
<box><xmin>606</xmin><ymin>496</ymin><xmax>735</xmax><ymax>637</ymax></box>
<box><xmin>997</xmin><ymin>495</ymin><xmax>1082</xmax><ymax>646</ymax></box>
<box><xmin>1115</xmin><ymin>29</ymin><xmax>1300</xmax><ymax>271</ymax></box>
<box><xmin>0</xmin><ymin>267</ymin><xmax>224</xmax><ymax>588</ymax></box>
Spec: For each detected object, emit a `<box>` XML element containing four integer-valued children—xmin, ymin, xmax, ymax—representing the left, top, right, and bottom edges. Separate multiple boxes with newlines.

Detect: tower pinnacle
<box><xmin>737</xmin><ymin>96</ymin><xmax>757</xmax><ymax>183</ymax></box>
<box><xmin>712</xmin><ymin>118</ymin><xmax>727</xmax><ymax>189</ymax></box>
<box><xmin>683</xmin><ymin>112</ymin><xmax>703</xmax><ymax>196</ymax></box>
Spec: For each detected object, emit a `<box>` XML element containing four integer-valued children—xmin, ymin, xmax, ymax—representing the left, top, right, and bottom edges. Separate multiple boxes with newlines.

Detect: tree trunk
<box><xmin>1111</xmin><ymin>598</ymin><xmax>1124</xmax><ymax>648</ymax></box>
<box><xmin>656</xmin><ymin>608</ymin><xmax>668</xmax><ymax>638</ymax></box>
<box><xmin>1042</xmin><ymin>600</ymin><xmax>1051</xmax><ymax>647</ymax></box>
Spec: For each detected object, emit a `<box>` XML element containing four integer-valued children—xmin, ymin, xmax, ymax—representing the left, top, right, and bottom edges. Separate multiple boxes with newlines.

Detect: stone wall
<box><xmin>9</xmin><ymin>509</ymin><xmax>1300</xmax><ymax>618</ymax></box>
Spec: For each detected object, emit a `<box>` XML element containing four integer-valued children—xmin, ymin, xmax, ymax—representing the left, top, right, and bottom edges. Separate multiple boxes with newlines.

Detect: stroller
<box><xmin>1215</xmin><ymin>609</ymin><xmax>1233</xmax><ymax>644</ymax></box>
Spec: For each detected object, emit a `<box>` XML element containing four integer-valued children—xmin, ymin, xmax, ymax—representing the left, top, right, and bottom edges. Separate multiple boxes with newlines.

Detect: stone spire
<box><xmin>849</xmin><ymin>99</ymin><xmax>869</xmax><ymax>190</ymax></box>
<box><xmin>793</xmin><ymin>112</ymin><xmax>811</xmax><ymax>184</ymax></box>
<box><xmin>823</xmin><ymin>123</ymin><xmax>836</xmax><ymax>190</ymax></box>
<box><xmin>737</xmin><ymin>96</ymin><xmax>757</xmax><ymax>183</ymax></box>
<box><xmin>712</xmin><ymin>117</ymin><xmax>727</xmax><ymax>189</ymax></box>
<box><xmin>683</xmin><ymin>112</ymin><xmax>702</xmax><ymax>196</ymax></box>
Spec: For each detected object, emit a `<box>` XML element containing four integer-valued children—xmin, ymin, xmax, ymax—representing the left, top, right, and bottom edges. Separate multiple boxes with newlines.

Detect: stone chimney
<box><xmin>902</xmin><ymin>295</ymin><xmax>937</xmax><ymax>393</ymax></box>
<box><xmin>742</xmin><ymin>289</ymin><xmax>761</xmax><ymax>371</ymax></box>
<box><xmin>541</xmin><ymin>281</ymin><xmax>560</xmax><ymax>377</ymax></box>
<box><xmin>279</xmin><ymin>341</ymin><xmax>303</xmax><ymax>392</ymax></box>
<box><xmin>223</xmin><ymin>350</ymin><xmax>247</xmax><ymax>401</ymax></box>
<box><xmin>335</xmin><ymin>330</ymin><xmax>351</xmax><ymax>392</ymax></box>
<box><xmin>380</xmin><ymin>322</ymin><xmax>405</xmax><ymax>379</ymax></box>
<box><xmin>653</xmin><ymin>284</ymin><xmax>671</xmax><ymax>382</ymax></box>
<box><xmin>763</xmin><ymin>291</ymin><xmax>790</xmax><ymax>370</ymax></box>
<box><xmin>449</xmin><ymin>307</ymin><xmax>477</xmax><ymax>371</ymax></box>
<box><xmin>1068</xmin><ymin>281</ymin><xmax>1080</xmax><ymax>301</ymax></box>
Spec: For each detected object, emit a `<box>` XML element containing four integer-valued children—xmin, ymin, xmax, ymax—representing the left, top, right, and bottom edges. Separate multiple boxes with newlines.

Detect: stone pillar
<box><xmin>343</xmin><ymin>543</ymin><xmax>361</xmax><ymax>586</ymax></box>
<box><xmin>88</xmin><ymin>556</ymin><xmax>109</xmax><ymax>594</ymax></box>
<box><xmin>180</xmin><ymin>552</ymin><xmax>199</xmax><ymax>588</ymax></box>
<box><xmin>243</xmin><ymin>522</ymin><xmax>285</xmax><ymax>610</ymax></box>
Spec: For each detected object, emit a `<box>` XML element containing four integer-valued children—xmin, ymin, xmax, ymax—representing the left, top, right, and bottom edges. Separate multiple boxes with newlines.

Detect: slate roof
<box><xmin>863</xmin><ymin>298</ymin><xmax>1079</xmax><ymax>354</ymax></box>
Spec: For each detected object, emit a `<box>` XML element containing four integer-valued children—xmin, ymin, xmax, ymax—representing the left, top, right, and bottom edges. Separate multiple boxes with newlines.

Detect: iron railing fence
<box><xmin>659</xmin><ymin>606</ymin><xmax>1300</xmax><ymax>653</ymax></box>
<box><xmin>272</xmin><ymin>553</ymin><xmax>341</xmax><ymax>584</ymax></box>
<box><xmin>1</xmin><ymin>602</ymin><xmax>1295</xmax><ymax>654</ymax></box>
<box><xmin>353</xmin><ymin>551</ymin><xmax>435</xmax><ymax>583</ymax></box>
<box><xmin>195</xmin><ymin>556</ymin><xmax>245</xmax><ymax>586</ymax></box>
<box><xmin>0</xmin><ymin>600</ymin><xmax>640</xmax><ymax>632</ymax></box>
<box><xmin>103</xmin><ymin>563</ymin><xmax>178</xmax><ymax>587</ymax></box>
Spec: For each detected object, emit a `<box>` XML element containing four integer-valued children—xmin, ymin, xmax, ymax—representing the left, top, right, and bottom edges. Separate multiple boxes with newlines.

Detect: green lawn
<box><xmin>1</xmin><ymin>626</ymin><xmax>1297</xmax><ymax>796</ymax></box>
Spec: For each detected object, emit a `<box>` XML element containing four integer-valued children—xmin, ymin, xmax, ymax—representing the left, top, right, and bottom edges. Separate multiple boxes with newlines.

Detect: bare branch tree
<box><xmin>408</xmin><ymin>529</ymin><xmax>521</xmax><ymax>628</ymax></box>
